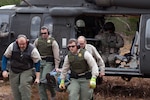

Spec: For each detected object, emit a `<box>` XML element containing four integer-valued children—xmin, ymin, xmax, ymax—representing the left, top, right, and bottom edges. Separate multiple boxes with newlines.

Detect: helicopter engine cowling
<box><xmin>85</xmin><ymin>0</ymin><xmax>150</xmax><ymax>9</ymax></box>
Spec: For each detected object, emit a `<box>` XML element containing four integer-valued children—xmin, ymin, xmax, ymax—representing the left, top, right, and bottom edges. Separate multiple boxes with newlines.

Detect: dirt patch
<box><xmin>0</xmin><ymin>76</ymin><xmax>150</xmax><ymax>100</ymax></box>
<box><xmin>94</xmin><ymin>76</ymin><xmax>150</xmax><ymax>100</ymax></box>
<box><xmin>0</xmin><ymin>80</ymin><xmax>13</xmax><ymax>100</ymax></box>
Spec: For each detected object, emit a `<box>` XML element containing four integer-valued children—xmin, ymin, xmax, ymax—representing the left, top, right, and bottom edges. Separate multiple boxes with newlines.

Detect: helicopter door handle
<box><xmin>142</xmin><ymin>54</ymin><xmax>145</xmax><ymax>59</ymax></box>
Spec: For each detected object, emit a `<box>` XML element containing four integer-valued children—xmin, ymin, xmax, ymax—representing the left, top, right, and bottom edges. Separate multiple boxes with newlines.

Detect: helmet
<box><xmin>103</xmin><ymin>22</ymin><xmax>115</xmax><ymax>32</ymax></box>
<box><xmin>76</xmin><ymin>19</ymin><xmax>85</xmax><ymax>27</ymax></box>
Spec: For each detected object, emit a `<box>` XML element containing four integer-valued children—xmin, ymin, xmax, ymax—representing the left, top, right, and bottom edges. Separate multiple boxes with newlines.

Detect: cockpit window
<box><xmin>43</xmin><ymin>16</ymin><xmax>53</xmax><ymax>34</ymax></box>
<box><xmin>0</xmin><ymin>14</ymin><xmax>9</xmax><ymax>37</ymax></box>
<box><xmin>145</xmin><ymin>19</ymin><xmax>150</xmax><ymax>49</ymax></box>
<box><xmin>30</xmin><ymin>16</ymin><xmax>41</xmax><ymax>41</ymax></box>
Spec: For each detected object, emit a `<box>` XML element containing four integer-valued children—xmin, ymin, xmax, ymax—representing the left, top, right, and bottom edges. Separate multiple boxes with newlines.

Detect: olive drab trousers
<box><xmin>101</xmin><ymin>53</ymin><xmax>117</xmax><ymax>67</ymax></box>
<box><xmin>38</xmin><ymin>60</ymin><xmax>55</xmax><ymax>100</ymax></box>
<box><xmin>9</xmin><ymin>68</ymin><xmax>34</xmax><ymax>100</ymax></box>
<box><xmin>67</xmin><ymin>78</ymin><xmax>93</xmax><ymax>100</ymax></box>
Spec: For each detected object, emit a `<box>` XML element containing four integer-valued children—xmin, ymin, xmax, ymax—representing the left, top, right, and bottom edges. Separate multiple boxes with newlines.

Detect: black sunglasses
<box><xmin>68</xmin><ymin>45</ymin><xmax>76</xmax><ymax>48</ymax></box>
<box><xmin>41</xmin><ymin>32</ymin><xmax>47</xmax><ymax>34</ymax></box>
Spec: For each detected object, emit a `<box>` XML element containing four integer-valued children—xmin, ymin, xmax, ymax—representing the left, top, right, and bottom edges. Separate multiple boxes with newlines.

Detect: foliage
<box><xmin>0</xmin><ymin>0</ymin><xmax>20</xmax><ymax>6</ymax></box>
<box><xmin>124</xmin><ymin>17</ymin><xmax>139</xmax><ymax>36</ymax></box>
<box><xmin>105</xmin><ymin>16</ymin><xmax>139</xmax><ymax>36</ymax></box>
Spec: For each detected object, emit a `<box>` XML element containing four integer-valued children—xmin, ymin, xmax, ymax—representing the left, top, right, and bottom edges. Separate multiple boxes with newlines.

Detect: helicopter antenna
<box><xmin>22</xmin><ymin>0</ymin><xmax>32</xmax><ymax>7</ymax></box>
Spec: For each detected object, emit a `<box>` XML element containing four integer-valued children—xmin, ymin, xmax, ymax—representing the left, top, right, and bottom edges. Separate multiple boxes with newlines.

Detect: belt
<box><xmin>41</xmin><ymin>55</ymin><xmax>53</xmax><ymax>58</ymax></box>
<box><xmin>41</xmin><ymin>56</ymin><xmax>54</xmax><ymax>62</ymax></box>
<box><xmin>78</xmin><ymin>70</ymin><xmax>91</xmax><ymax>76</ymax></box>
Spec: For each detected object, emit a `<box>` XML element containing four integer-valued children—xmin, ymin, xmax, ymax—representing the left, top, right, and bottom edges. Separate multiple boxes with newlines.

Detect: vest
<box><xmin>10</xmin><ymin>42</ymin><xmax>34</xmax><ymax>73</ymax></box>
<box><xmin>101</xmin><ymin>32</ymin><xmax>119</xmax><ymax>53</ymax></box>
<box><xmin>68</xmin><ymin>49</ymin><xmax>89</xmax><ymax>74</ymax></box>
<box><xmin>37</xmin><ymin>37</ymin><xmax>54</xmax><ymax>56</ymax></box>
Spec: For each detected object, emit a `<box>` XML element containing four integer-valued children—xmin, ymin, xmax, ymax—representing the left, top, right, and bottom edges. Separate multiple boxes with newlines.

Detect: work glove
<box><xmin>59</xmin><ymin>79</ymin><xmax>66</xmax><ymax>90</ymax></box>
<box><xmin>89</xmin><ymin>77</ymin><xmax>96</xmax><ymax>89</ymax></box>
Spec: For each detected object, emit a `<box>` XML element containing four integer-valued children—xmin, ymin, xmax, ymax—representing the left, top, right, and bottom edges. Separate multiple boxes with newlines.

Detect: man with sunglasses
<box><xmin>59</xmin><ymin>38</ymin><xmax>99</xmax><ymax>100</ymax></box>
<box><xmin>34</xmin><ymin>26</ymin><xmax>60</xmax><ymax>100</ymax></box>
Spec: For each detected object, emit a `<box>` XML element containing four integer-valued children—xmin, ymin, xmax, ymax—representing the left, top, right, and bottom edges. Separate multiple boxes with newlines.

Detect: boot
<box><xmin>51</xmin><ymin>96</ymin><xmax>56</xmax><ymax>100</ymax></box>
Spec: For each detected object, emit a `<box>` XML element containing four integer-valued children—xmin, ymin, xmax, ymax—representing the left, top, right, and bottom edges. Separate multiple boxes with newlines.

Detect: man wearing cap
<box><xmin>34</xmin><ymin>26</ymin><xmax>60</xmax><ymax>100</ymax></box>
<box><xmin>2</xmin><ymin>34</ymin><xmax>41</xmax><ymax>100</ymax></box>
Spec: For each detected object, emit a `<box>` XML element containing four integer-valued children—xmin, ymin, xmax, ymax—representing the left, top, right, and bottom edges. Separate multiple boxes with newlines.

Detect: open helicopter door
<box><xmin>140</xmin><ymin>14</ymin><xmax>150</xmax><ymax>76</ymax></box>
<box><xmin>0</xmin><ymin>10</ymin><xmax>15</xmax><ymax>60</ymax></box>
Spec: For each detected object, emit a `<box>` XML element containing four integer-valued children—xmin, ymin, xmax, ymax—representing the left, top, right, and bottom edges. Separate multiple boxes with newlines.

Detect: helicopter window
<box><xmin>30</xmin><ymin>16</ymin><xmax>41</xmax><ymax>40</ymax></box>
<box><xmin>43</xmin><ymin>16</ymin><xmax>53</xmax><ymax>34</ymax></box>
<box><xmin>0</xmin><ymin>14</ymin><xmax>9</xmax><ymax>26</ymax></box>
<box><xmin>0</xmin><ymin>14</ymin><xmax>9</xmax><ymax>37</ymax></box>
<box><xmin>75</xmin><ymin>16</ymin><xmax>105</xmax><ymax>47</ymax></box>
<box><xmin>145</xmin><ymin>19</ymin><xmax>150</xmax><ymax>49</ymax></box>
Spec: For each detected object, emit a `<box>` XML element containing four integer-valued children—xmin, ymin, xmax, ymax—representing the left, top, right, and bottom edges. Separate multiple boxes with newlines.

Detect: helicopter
<box><xmin>0</xmin><ymin>0</ymin><xmax>150</xmax><ymax>81</ymax></box>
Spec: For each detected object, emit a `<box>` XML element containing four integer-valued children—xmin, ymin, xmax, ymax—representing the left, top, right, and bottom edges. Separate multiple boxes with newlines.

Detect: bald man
<box><xmin>78</xmin><ymin>36</ymin><xmax>105</xmax><ymax>78</ymax></box>
<box><xmin>2</xmin><ymin>34</ymin><xmax>41</xmax><ymax>100</ymax></box>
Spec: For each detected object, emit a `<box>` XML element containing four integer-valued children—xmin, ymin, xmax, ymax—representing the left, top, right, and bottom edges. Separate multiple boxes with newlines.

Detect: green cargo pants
<box><xmin>38</xmin><ymin>60</ymin><xmax>55</xmax><ymax>100</ymax></box>
<box><xmin>9</xmin><ymin>68</ymin><xmax>33</xmax><ymax>100</ymax></box>
<box><xmin>67</xmin><ymin>78</ymin><xmax>93</xmax><ymax>100</ymax></box>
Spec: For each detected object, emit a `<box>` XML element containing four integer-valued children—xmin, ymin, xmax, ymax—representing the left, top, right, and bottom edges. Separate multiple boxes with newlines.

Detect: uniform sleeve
<box><xmin>1</xmin><ymin>55</ymin><xmax>8</xmax><ymax>71</ymax></box>
<box><xmin>2</xmin><ymin>43</ymin><xmax>13</xmax><ymax>71</ymax></box>
<box><xmin>31</xmin><ymin>48</ymin><xmax>41</xmax><ymax>72</ymax></box>
<box><xmin>52</xmin><ymin>40</ymin><xmax>61</xmax><ymax>69</ymax></box>
<box><xmin>84</xmin><ymin>51</ymin><xmax>99</xmax><ymax>78</ymax></box>
<box><xmin>60</xmin><ymin>55</ymin><xmax>70</xmax><ymax>80</ymax></box>
<box><xmin>4</xmin><ymin>43</ymin><xmax>13</xmax><ymax>58</ymax></box>
<box><xmin>31</xmin><ymin>48</ymin><xmax>41</xmax><ymax>63</ymax></box>
<box><xmin>91</xmin><ymin>45</ymin><xmax>105</xmax><ymax>73</ymax></box>
<box><xmin>33</xmin><ymin>38</ymin><xmax>38</xmax><ymax>47</ymax></box>
<box><xmin>116</xmin><ymin>34</ymin><xmax>124</xmax><ymax>48</ymax></box>
<box><xmin>34</xmin><ymin>61</ymin><xmax>40</xmax><ymax>72</ymax></box>
<box><xmin>95</xmin><ymin>33</ymin><xmax>103</xmax><ymax>40</ymax></box>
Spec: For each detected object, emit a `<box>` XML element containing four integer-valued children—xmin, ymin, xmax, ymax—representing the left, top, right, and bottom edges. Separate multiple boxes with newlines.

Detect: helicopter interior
<box><xmin>74</xmin><ymin>14</ymin><xmax>140</xmax><ymax>68</ymax></box>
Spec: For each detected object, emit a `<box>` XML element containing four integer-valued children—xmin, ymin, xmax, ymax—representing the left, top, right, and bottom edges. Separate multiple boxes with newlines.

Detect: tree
<box><xmin>0</xmin><ymin>0</ymin><xmax>20</xmax><ymax>6</ymax></box>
